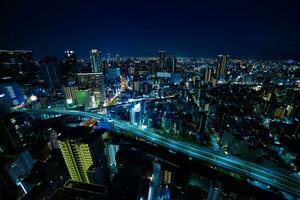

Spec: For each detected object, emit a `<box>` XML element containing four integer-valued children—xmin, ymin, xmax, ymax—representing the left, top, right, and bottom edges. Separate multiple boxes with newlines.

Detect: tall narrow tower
<box><xmin>90</xmin><ymin>49</ymin><xmax>102</xmax><ymax>73</ymax></box>
<box><xmin>216</xmin><ymin>55</ymin><xmax>229</xmax><ymax>80</ymax></box>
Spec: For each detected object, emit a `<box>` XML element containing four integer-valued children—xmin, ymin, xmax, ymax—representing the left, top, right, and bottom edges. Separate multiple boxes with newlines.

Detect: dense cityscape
<box><xmin>1</xmin><ymin>0</ymin><xmax>300</xmax><ymax>200</ymax></box>
<box><xmin>0</xmin><ymin>49</ymin><xmax>299</xmax><ymax>199</ymax></box>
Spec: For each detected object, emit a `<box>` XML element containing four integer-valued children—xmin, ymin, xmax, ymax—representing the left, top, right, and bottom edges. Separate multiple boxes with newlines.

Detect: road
<box><xmin>23</xmin><ymin>108</ymin><xmax>300</xmax><ymax>198</ymax></box>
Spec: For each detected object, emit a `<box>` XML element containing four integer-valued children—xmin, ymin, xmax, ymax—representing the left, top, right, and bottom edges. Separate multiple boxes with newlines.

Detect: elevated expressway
<box><xmin>22</xmin><ymin>109</ymin><xmax>300</xmax><ymax>198</ymax></box>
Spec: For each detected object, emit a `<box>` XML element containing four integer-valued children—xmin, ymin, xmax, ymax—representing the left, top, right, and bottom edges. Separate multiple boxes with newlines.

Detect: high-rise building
<box><xmin>75</xmin><ymin>89</ymin><xmax>91</xmax><ymax>109</ymax></box>
<box><xmin>158</xmin><ymin>50</ymin><xmax>166</xmax><ymax>71</ymax></box>
<box><xmin>166</xmin><ymin>56</ymin><xmax>177</xmax><ymax>72</ymax></box>
<box><xmin>90</xmin><ymin>49</ymin><xmax>102</xmax><ymax>73</ymax></box>
<box><xmin>40</xmin><ymin>64</ymin><xmax>60</xmax><ymax>88</ymax></box>
<box><xmin>64</xmin><ymin>50</ymin><xmax>77</xmax><ymax>73</ymax></box>
<box><xmin>216</xmin><ymin>55</ymin><xmax>229</xmax><ymax>80</ymax></box>
<box><xmin>58</xmin><ymin>127</ymin><xmax>106</xmax><ymax>183</ymax></box>
<box><xmin>205</xmin><ymin>67</ymin><xmax>214</xmax><ymax>82</ymax></box>
<box><xmin>77</xmin><ymin>73</ymin><xmax>105</xmax><ymax>106</ymax></box>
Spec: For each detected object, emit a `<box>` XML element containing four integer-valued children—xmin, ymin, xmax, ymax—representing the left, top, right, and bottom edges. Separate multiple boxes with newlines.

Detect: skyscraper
<box><xmin>58</xmin><ymin>127</ymin><xmax>106</xmax><ymax>183</ymax></box>
<box><xmin>64</xmin><ymin>50</ymin><xmax>77</xmax><ymax>73</ymax></box>
<box><xmin>158</xmin><ymin>50</ymin><xmax>166</xmax><ymax>71</ymax></box>
<box><xmin>216</xmin><ymin>55</ymin><xmax>229</xmax><ymax>80</ymax></box>
<box><xmin>77</xmin><ymin>73</ymin><xmax>105</xmax><ymax>107</ymax></box>
<box><xmin>90</xmin><ymin>49</ymin><xmax>102</xmax><ymax>73</ymax></box>
<box><xmin>205</xmin><ymin>67</ymin><xmax>215</xmax><ymax>82</ymax></box>
<box><xmin>166</xmin><ymin>56</ymin><xmax>177</xmax><ymax>72</ymax></box>
<box><xmin>40</xmin><ymin>64</ymin><xmax>60</xmax><ymax>88</ymax></box>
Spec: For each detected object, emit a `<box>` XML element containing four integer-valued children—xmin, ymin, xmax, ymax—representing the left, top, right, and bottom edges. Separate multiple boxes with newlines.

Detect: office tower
<box><xmin>90</xmin><ymin>49</ymin><xmax>102</xmax><ymax>73</ymax></box>
<box><xmin>216</xmin><ymin>55</ymin><xmax>229</xmax><ymax>80</ymax></box>
<box><xmin>0</xmin><ymin>112</ymin><xmax>34</xmax><ymax>150</ymax></box>
<box><xmin>58</xmin><ymin>127</ymin><xmax>106</xmax><ymax>183</ymax></box>
<box><xmin>158</xmin><ymin>50</ymin><xmax>166</xmax><ymax>71</ymax></box>
<box><xmin>75</xmin><ymin>89</ymin><xmax>91</xmax><ymax>109</ymax></box>
<box><xmin>40</xmin><ymin>64</ymin><xmax>60</xmax><ymax>88</ymax></box>
<box><xmin>77</xmin><ymin>73</ymin><xmax>105</xmax><ymax>106</ymax></box>
<box><xmin>0</xmin><ymin>81</ymin><xmax>25</xmax><ymax>106</ymax></box>
<box><xmin>166</xmin><ymin>56</ymin><xmax>177</xmax><ymax>72</ymax></box>
<box><xmin>63</xmin><ymin>86</ymin><xmax>78</xmax><ymax>105</ymax></box>
<box><xmin>64</xmin><ymin>50</ymin><xmax>77</xmax><ymax>73</ymax></box>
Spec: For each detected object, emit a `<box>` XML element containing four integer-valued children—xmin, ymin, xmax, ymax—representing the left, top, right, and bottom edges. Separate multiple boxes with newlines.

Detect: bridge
<box><xmin>21</xmin><ymin>108</ymin><xmax>300</xmax><ymax>198</ymax></box>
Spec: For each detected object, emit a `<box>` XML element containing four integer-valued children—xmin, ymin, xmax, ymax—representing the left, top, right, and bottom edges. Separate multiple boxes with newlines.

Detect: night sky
<box><xmin>1</xmin><ymin>0</ymin><xmax>300</xmax><ymax>60</ymax></box>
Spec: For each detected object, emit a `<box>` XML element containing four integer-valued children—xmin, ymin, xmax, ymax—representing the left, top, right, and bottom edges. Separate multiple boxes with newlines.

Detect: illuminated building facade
<box><xmin>158</xmin><ymin>50</ymin><xmax>166</xmax><ymax>71</ymax></box>
<box><xmin>77</xmin><ymin>73</ymin><xmax>105</xmax><ymax>107</ymax></box>
<box><xmin>58</xmin><ymin>138</ymin><xmax>93</xmax><ymax>183</ymax></box>
<box><xmin>166</xmin><ymin>56</ymin><xmax>177</xmax><ymax>72</ymax></box>
<box><xmin>75</xmin><ymin>89</ymin><xmax>91</xmax><ymax>109</ymax></box>
<box><xmin>64</xmin><ymin>50</ymin><xmax>77</xmax><ymax>73</ymax></box>
<box><xmin>63</xmin><ymin>86</ymin><xmax>78</xmax><ymax>106</ymax></box>
<box><xmin>58</xmin><ymin>127</ymin><xmax>107</xmax><ymax>184</ymax></box>
<box><xmin>90</xmin><ymin>49</ymin><xmax>102</xmax><ymax>73</ymax></box>
<box><xmin>216</xmin><ymin>55</ymin><xmax>229</xmax><ymax>80</ymax></box>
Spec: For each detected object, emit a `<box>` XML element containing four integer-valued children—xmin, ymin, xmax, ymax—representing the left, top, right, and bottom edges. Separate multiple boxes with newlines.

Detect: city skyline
<box><xmin>1</xmin><ymin>0</ymin><xmax>300</xmax><ymax>59</ymax></box>
<box><xmin>1</xmin><ymin>1</ymin><xmax>300</xmax><ymax>200</ymax></box>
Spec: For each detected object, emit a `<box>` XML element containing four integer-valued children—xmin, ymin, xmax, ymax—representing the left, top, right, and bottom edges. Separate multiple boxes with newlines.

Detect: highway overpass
<box><xmin>22</xmin><ymin>108</ymin><xmax>300</xmax><ymax>198</ymax></box>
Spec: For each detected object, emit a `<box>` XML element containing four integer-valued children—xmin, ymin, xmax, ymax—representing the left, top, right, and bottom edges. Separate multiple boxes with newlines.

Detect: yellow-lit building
<box><xmin>58</xmin><ymin>139</ymin><xmax>93</xmax><ymax>183</ymax></box>
<box><xmin>58</xmin><ymin>127</ymin><xmax>105</xmax><ymax>183</ymax></box>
